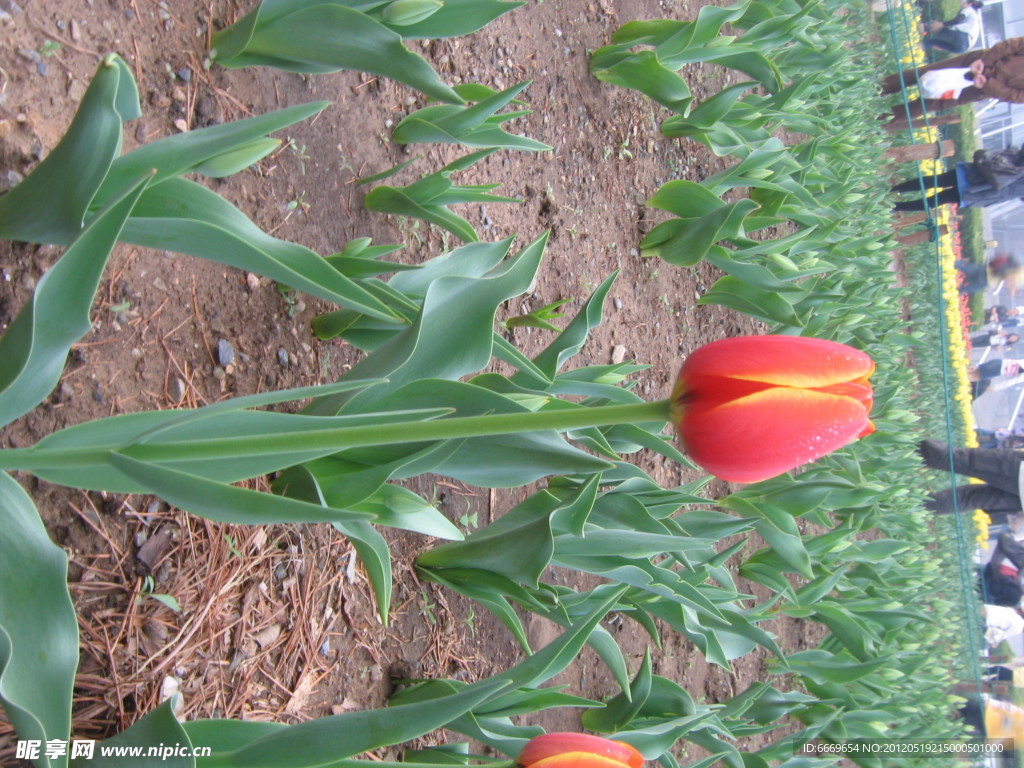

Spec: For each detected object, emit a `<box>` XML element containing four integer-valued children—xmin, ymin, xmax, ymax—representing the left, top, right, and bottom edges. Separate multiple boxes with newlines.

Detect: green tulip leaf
<box><xmin>333</xmin><ymin>520</ymin><xmax>393</xmax><ymax>624</ymax></box>
<box><xmin>590</xmin><ymin>47</ymin><xmax>693</xmax><ymax>114</ymax></box>
<box><xmin>211</xmin><ymin>4</ymin><xmax>462</xmax><ymax>104</ymax></box>
<box><xmin>73</xmin><ymin>700</ymin><xmax>192</xmax><ymax>768</ymax></box>
<box><xmin>418</xmin><ymin>490</ymin><xmax>558</xmax><ymax>587</ymax></box>
<box><xmin>393</xmin><ymin>81</ymin><xmax>550</xmax><ymax>151</ymax></box>
<box><xmin>309</xmin><ymin>233</ymin><xmax>548</xmax><ymax>416</ymax></box>
<box><xmin>0</xmin><ymin>473</ymin><xmax>78</xmax><ymax>768</ymax></box>
<box><xmin>0</xmin><ymin>54</ymin><xmax>137</xmax><ymax>245</ymax></box>
<box><xmin>383</xmin><ymin>0</ymin><xmax>524</xmax><ymax>38</ymax></box>
<box><xmin>189</xmin><ymin>678</ymin><xmax>509</xmax><ymax>768</ymax></box>
<box><xmin>0</xmin><ymin>173</ymin><xmax>150</xmax><ymax>429</ymax></box>
<box><xmin>98</xmin><ymin>102</ymin><xmax>327</xmax><ymax>199</ymax></box>
<box><xmin>107</xmin><ymin>453</ymin><xmax>378</xmax><ymax>525</ymax></box>
<box><xmin>121</xmin><ymin>178</ymin><xmax>400</xmax><ymax>322</ymax></box>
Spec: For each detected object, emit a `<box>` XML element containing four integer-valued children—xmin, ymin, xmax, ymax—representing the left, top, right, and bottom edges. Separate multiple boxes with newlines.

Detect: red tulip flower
<box><xmin>670</xmin><ymin>335</ymin><xmax>875</xmax><ymax>483</ymax></box>
<box><xmin>518</xmin><ymin>733</ymin><xmax>644</xmax><ymax>768</ymax></box>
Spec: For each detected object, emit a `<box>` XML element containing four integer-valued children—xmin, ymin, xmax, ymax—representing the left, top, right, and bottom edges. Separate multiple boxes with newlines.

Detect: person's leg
<box><xmin>892</xmin><ymin>170</ymin><xmax>959</xmax><ymax>193</ymax></box>
<box><xmin>926</xmin><ymin>484</ymin><xmax>1022</xmax><ymax>514</ymax></box>
<box><xmin>892</xmin><ymin>188</ymin><xmax>960</xmax><ymax>212</ymax></box>
<box><xmin>923</xmin><ymin>29</ymin><xmax>969</xmax><ymax>53</ymax></box>
<box><xmin>919</xmin><ymin>440</ymin><xmax>1024</xmax><ymax>495</ymax></box>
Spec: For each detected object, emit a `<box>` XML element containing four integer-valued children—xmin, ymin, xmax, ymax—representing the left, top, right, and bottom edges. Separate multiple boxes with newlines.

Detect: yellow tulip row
<box><xmin>908</xmin><ymin>124</ymin><xmax>988</xmax><ymax>542</ymax></box>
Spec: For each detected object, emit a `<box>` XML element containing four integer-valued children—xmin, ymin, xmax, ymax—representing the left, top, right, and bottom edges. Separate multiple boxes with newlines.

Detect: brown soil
<box><xmin>0</xmin><ymin>0</ymin><xmax>822</xmax><ymax>763</ymax></box>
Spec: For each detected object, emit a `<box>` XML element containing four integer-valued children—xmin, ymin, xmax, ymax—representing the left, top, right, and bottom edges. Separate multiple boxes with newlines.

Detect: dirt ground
<box><xmin>0</xmin><ymin>0</ymin><xmax>827</xmax><ymax>763</ymax></box>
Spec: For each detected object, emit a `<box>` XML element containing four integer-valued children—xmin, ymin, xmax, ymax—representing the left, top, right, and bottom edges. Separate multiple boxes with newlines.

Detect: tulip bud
<box><xmin>518</xmin><ymin>733</ymin><xmax>644</xmax><ymax>768</ymax></box>
<box><xmin>382</xmin><ymin>0</ymin><xmax>444</xmax><ymax>25</ymax></box>
<box><xmin>670</xmin><ymin>335</ymin><xmax>874</xmax><ymax>484</ymax></box>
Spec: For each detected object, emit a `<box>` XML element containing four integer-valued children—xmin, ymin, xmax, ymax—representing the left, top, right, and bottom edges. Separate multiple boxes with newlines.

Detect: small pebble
<box><xmin>212</xmin><ymin>366</ymin><xmax>226</xmax><ymax>381</ymax></box>
<box><xmin>169</xmin><ymin>377</ymin><xmax>185</xmax><ymax>402</ymax></box>
<box><xmin>70</xmin><ymin>19</ymin><xmax>80</xmax><ymax>41</ymax></box>
<box><xmin>288</xmin><ymin>353</ymin><xmax>298</xmax><ymax>368</ymax></box>
<box><xmin>277</xmin><ymin>348</ymin><xmax>289</xmax><ymax>367</ymax></box>
<box><xmin>613</xmin><ymin>297</ymin><xmax>623</xmax><ymax>310</ymax></box>
<box><xmin>0</xmin><ymin>170</ymin><xmax>23</xmax><ymax>194</ymax></box>
<box><xmin>274</xmin><ymin>563</ymin><xmax>288</xmax><ymax>581</ymax></box>
<box><xmin>611</xmin><ymin>344</ymin><xmax>627</xmax><ymax>364</ymax></box>
<box><xmin>173</xmin><ymin>119</ymin><xmax>189</xmax><ymax>133</ymax></box>
<box><xmin>217</xmin><ymin>338</ymin><xmax>235</xmax><ymax>367</ymax></box>
<box><xmin>176</xmin><ymin>68</ymin><xmax>191</xmax><ymax>83</ymax></box>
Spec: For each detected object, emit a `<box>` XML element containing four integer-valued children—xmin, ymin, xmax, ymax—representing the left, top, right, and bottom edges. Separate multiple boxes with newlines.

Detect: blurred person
<box><xmin>921</xmin><ymin>0</ymin><xmax>983</xmax><ymax>54</ymax></box>
<box><xmin>882</xmin><ymin>37</ymin><xmax>1024</xmax><ymax>121</ymax></box>
<box><xmin>972</xmin><ymin>330</ymin><xmax>1021</xmax><ymax>347</ymax></box>
<box><xmin>917</xmin><ymin>59</ymin><xmax>986</xmax><ymax>99</ymax></box>
<box><xmin>985</xmin><ymin>601</ymin><xmax>1024</xmax><ymax>647</ymax></box>
<box><xmin>891</xmin><ymin>162</ymin><xmax>1024</xmax><ymax>213</ymax></box>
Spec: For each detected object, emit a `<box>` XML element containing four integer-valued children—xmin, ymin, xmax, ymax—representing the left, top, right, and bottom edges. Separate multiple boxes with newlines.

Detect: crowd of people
<box><xmin>891</xmin><ymin>16</ymin><xmax>1024</xmax><ymax>738</ymax></box>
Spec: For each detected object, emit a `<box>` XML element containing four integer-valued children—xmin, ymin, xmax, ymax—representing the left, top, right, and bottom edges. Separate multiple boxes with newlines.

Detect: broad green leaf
<box><xmin>107</xmin><ymin>453</ymin><xmax>377</xmax><ymax>525</ymax></box>
<box><xmin>308</xmin><ymin>233</ymin><xmax>548</xmax><ymax>415</ymax></box>
<box><xmin>192</xmin><ymin>678</ymin><xmax>510</xmax><ymax>768</ymax></box>
<box><xmin>646</xmin><ymin>180</ymin><xmax>725</xmax><ymax>219</ymax></box>
<box><xmin>659</xmin><ymin>81</ymin><xmax>758</xmax><ymax>137</ymax></box>
<box><xmin>121</xmin><ymin>178</ymin><xmax>401</xmax><ymax>322</ymax></box>
<box><xmin>727</xmin><ymin>498</ymin><xmax>812</xmax><ymax>578</ymax></box>
<box><xmin>697</xmin><ymin>275</ymin><xmax>803</xmax><ymax>327</ymax></box>
<box><xmin>0</xmin><ymin>54</ymin><xmax>136</xmax><ymax>244</ymax></box>
<box><xmin>191</xmin><ymin>137</ymin><xmax>281</xmax><ymax>177</ymax></box>
<box><xmin>349</xmin><ymin>484</ymin><xmax>463</xmax><ymax>540</ymax></box>
<box><xmin>18</xmin><ymin>404</ymin><xmax>446</xmax><ymax>493</ymax></box>
<box><xmin>97</xmin><ymin>102</ymin><xmax>327</xmax><ymax>198</ymax></box>
<box><xmin>582</xmin><ymin>650</ymin><xmax>653</xmax><ymax>732</ymax></box>
<box><xmin>333</xmin><ymin>520</ymin><xmax>393</xmax><ymax>623</ymax></box>
<box><xmin>74</xmin><ymin>700</ymin><xmax>192</xmax><ymax>768</ymax></box>
<box><xmin>0</xmin><ymin>173</ymin><xmax>150</xmax><ymax>428</ymax></box>
<box><xmin>383</xmin><ymin>0</ymin><xmax>524</xmax><ymax>38</ymax></box>
<box><xmin>211</xmin><ymin>5</ymin><xmax>462</xmax><ymax>104</ymax></box>
<box><xmin>0</xmin><ymin>473</ymin><xmax>78</xmax><ymax>768</ymax></box>
<box><xmin>418</xmin><ymin>490</ymin><xmax>558</xmax><ymax>587</ymax></box>
<box><xmin>641</xmin><ymin>200</ymin><xmax>759</xmax><ymax>266</ymax></box>
<box><xmin>393</xmin><ymin>81</ymin><xmax>550</xmax><ymax>151</ymax></box>
<box><xmin>419</xmin><ymin>567</ymin><xmax>539</xmax><ymax>651</ymax></box>
<box><xmin>590</xmin><ymin>47</ymin><xmax>692</xmax><ymax>113</ymax></box>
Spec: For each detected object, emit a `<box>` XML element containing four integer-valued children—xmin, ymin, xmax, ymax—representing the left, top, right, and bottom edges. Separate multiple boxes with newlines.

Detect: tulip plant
<box><xmin>209</xmin><ymin>0</ymin><xmax>524</xmax><ymax>104</ymax></box>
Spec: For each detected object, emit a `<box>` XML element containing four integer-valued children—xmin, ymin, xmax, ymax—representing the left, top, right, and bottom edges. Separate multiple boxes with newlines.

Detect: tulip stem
<box><xmin>0</xmin><ymin>399</ymin><xmax>674</xmax><ymax>471</ymax></box>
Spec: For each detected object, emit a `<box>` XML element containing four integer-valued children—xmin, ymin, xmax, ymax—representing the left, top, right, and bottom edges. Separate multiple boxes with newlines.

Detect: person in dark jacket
<box><xmin>891</xmin><ymin>160</ymin><xmax>1024</xmax><ymax>212</ymax></box>
<box><xmin>883</xmin><ymin>36</ymin><xmax>1024</xmax><ymax>120</ymax></box>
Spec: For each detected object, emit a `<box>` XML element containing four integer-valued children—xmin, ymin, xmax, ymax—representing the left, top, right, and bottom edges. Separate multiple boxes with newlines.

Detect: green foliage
<box><xmin>364</xmin><ymin>150</ymin><xmax>520</xmax><ymax>241</ymax></box>
<box><xmin>0</xmin><ymin>473</ymin><xmax>78</xmax><ymax>768</ymax></box>
<box><xmin>393</xmin><ymin>82</ymin><xmax>551</xmax><ymax>151</ymax></box>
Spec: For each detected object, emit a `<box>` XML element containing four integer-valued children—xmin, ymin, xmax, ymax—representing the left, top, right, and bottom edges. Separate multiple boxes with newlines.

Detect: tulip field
<box><xmin>0</xmin><ymin>0</ymin><xmax>997</xmax><ymax>766</ymax></box>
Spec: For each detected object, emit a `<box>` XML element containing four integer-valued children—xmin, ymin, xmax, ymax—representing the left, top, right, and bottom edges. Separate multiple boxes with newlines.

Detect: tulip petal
<box><xmin>528</xmin><ymin>753</ymin><xmax>635</xmax><ymax>768</ymax></box>
<box><xmin>519</xmin><ymin>734</ymin><xmax>643</xmax><ymax>768</ymax></box>
<box><xmin>677</xmin><ymin>386</ymin><xmax>872</xmax><ymax>483</ymax></box>
<box><xmin>680</xmin><ymin>335</ymin><xmax>875</xmax><ymax>390</ymax></box>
